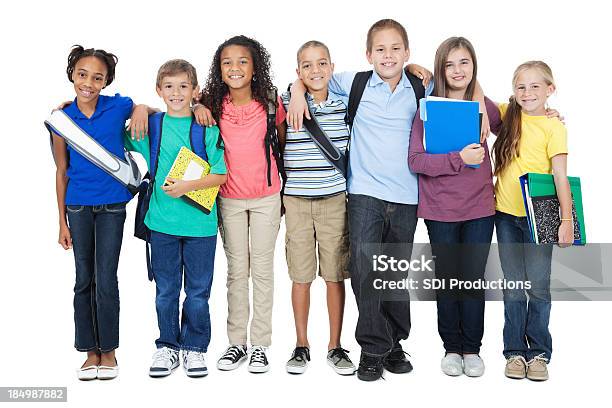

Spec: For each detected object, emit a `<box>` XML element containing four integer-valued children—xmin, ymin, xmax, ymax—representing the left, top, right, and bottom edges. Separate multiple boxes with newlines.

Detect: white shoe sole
<box><xmin>217</xmin><ymin>356</ymin><xmax>246</xmax><ymax>371</ymax></box>
<box><xmin>149</xmin><ymin>361</ymin><xmax>179</xmax><ymax>378</ymax></box>
<box><xmin>97</xmin><ymin>366</ymin><xmax>119</xmax><ymax>380</ymax></box>
<box><xmin>77</xmin><ymin>366</ymin><xmax>98</xmax><ymax>381</ymax></box>
<box><xmin>248</xmin><ymin>364</ymin><xmax>270</xmax><ymax>373</ymax></box>
<box><xmin>286</xmin><ymin>364</ymin><xmax>307</xmax><ymax>374</ymax></box>
<box><xmin>327</xmin><ymin>359</ymin><xmax>356</xmax><ymax>375</ymax></box>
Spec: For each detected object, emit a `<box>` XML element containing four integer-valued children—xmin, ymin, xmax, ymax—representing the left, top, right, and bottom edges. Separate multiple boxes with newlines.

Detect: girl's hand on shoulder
<box><xmin>193</xmin><ymin>104</ymin><xmax>216</xmax><ymax>127</ymax></box>
<box><xmin>287</xmin><ymin>94</ymin><xmax>309</xmax><ymax>131</ymax></box>
<box><xmin>558</xmin><ymin>220</ymin><xmax>574</xmax><ymax>247</ymax></box>
<box><xmin>406</xmin><ymin>64</ymin><xmax>432</xmax><ymax>88</ymax></box>
<box><xmin>546</xmin><ymin>108</ymin><xmax>565</xmax><ymax>124</ymax></box>
<box><xmin>58</xmin><ymin>223</ymin><xmax>72</xmax><ymax>250</ymax></box>
<box><xmin>128</xmin><ymin>104</ymin><xmax>149</xmax><ymax>140</ymax></box>
<box><xmin>480</xmin><ymin>109</ymin><xmax>490</xmax><ymax>142</ymax></box>
<box><xmin>162</xmin><ymin>177</ymin><xmax>191</xmax><ymax>198</ymax></box>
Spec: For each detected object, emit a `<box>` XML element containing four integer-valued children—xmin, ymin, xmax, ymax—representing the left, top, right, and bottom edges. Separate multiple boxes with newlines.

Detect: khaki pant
<box><xmin>218</xmin><ymin>193</ymin><xmax>281</xmax><ymax>346</ymax></box>
<box><xmin>284</xmin><ymin>193</ymin><xmax>349</xmax><ymax>283</ymax></box>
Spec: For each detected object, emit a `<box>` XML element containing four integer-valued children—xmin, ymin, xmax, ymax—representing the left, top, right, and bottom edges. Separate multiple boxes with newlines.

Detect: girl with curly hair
<box><xmin>198</xmin><ymin>35</ymin><xmax>286</xmax><ymax>374</ymax></box>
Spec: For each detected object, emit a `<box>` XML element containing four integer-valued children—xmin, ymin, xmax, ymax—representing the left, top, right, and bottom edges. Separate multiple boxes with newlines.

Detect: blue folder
<box><xmin>420</xmin><ymin>97</ymin><xmax>481</xmax><ymax>167</ymax></box>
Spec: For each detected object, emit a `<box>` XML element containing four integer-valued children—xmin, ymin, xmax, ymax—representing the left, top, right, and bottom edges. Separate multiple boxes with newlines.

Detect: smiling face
<box><xmin>297</xmin><ymin>46</ymin><xmax>334</xmax><ymax>95</ymax></box>
<box><xmin>220</xmin><ymin>45</ymin><xmax>254</xmax><ymax>92</ymax></box>
<box><xmin>513</xmin><ymin>68</ymin><xmax>555</xmax><ymax>115</ymax></box>
<box><xmin>444</xmin><ymin>47</ymin><xmax>474</xmax><ymax>94</ymax></box>
<box><xmin>72</xmin><ymin>56</ymin><xmax>107</xmax><ymax>104</ymax></box>
<box><xmin>156</xmin><ymin>72</ymin><xmax>199</xmax><ymax>117</ymax></box>
<box><xmin>366</xmin><ymin>28</ymin><xmax>410</xmax><ymax>84</ymax></box>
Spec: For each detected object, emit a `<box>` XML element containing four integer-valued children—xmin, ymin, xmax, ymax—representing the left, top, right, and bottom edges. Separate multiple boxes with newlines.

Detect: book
<box><xmin>519</xmin><ymin>173</ymin><xmax>586</xmax><ymax>245</ymax></box>
<box><xmin>420</xmin><ymin>96</ymin><xmax>481</xmax><ymax>168</ymax></box>
<box><xmin>166</xmin><ymin>146</ymin><xmax>219</xmax><ymax>214</ymax></box>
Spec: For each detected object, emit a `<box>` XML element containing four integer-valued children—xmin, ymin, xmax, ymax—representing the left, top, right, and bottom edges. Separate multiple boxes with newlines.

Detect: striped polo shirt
<box><xmin>281</xmin><ymin>90</ymin><xmax>350</xmax><ymax>197</ymax></box>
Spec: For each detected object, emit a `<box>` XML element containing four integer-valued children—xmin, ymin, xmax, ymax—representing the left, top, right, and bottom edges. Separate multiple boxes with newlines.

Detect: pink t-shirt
<box><xmin>219</xmin><ymin>95</ymin><xmax>286</xmax><ymax>199</ymax></box>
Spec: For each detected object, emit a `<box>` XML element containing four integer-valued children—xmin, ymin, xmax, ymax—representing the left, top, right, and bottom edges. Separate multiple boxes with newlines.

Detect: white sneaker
<box><xmin>463</xmin><ymin>354</ymin><xmax>485</xmax><ymax>377</ymax></box>
<box><xmin>248</xmin><ymin>346</ymin><xmax>269</xmax><ymax>373</ymax></box>
<box><xmin>182</xmin><ymin>351</ymin><xmax>208</xmax><ymax>378</ymax></box>
<box><xmin>149</xmin><ymin>347</ymin><xmax>179</xmax><ymax>377</ymax></box>
<box><xmin>441</xmin><ymin>353</ymin><xmax>463</xmax><ymax>376</ymax></box>
<box><xmin>217</xmin><ymin>345</ymin><xmax>248</xmax><ymax>371</ymax></box>
<box><xmin>76</xmin><ymin>365</ymin><xmax>98</xmax><ymax>381</ymax></box>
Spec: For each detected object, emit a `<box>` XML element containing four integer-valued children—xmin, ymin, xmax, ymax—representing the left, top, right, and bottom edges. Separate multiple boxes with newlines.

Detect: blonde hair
<box><xmin>493</xmin><ymin>61</ymin><xmax>556</xmax><ymax>176</ymax></box>
<box><xmin>156</xmin><ymin>59</ymin><xmax>198</xmax><ymax>89</ymax></box>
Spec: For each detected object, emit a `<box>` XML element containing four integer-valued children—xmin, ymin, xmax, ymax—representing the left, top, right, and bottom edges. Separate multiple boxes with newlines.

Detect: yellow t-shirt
<box><xmin>495</xmin><ymin>103</ymin><xmax>568</xmax><ymax>216</ymax></box>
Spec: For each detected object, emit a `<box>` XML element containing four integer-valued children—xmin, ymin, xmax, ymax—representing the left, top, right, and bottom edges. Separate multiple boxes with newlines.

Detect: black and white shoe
<box><xmin>182</xmin><ymin>351</ymin><xmax>208</xmax><ymax>378</ymax></box>
<box><xmin>217</xmin><ymin>345</ymin><xmax>247</xmax><ymax>371</ymax></box>
<box><xmin>248</xmin><ymin>346</ymin><xmax>269</xmax><ymax>373</ymax></box>
<box><xmin>149</xmin><ymin>347</ymin><xmax>180</xmax><ymax>378</ymax></box>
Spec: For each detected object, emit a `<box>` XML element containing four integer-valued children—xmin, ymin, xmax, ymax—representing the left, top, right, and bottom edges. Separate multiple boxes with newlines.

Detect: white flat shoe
<box><xmin>441</xmin><ymin>353</ymin><xmax>463</xmax><ymax>377</ymax></box>
<box><xmin>98</xmin><ymin>359</ymin><xmax>119</xmax><ymax>380</ymax></box>
<box><xmin>77</xmin><ymin>365</ymin><xmax>98</xmax><ymax>381</ymax></box>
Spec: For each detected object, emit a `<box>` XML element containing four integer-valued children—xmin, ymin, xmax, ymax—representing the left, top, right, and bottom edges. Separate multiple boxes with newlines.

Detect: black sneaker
<box><xmin>383</xmin><ymin>348</ymin><xmax>413</xmax><ymax>374</ymax></box>
<box><xmin>217</xmin><ymin>345</ymin><xmax>247</xmax><ymax>371</ymax></box>
<box><xmin>357</xmin><ymin>353</ymin><xmax>384</xmax><ymax>381</ymax></box>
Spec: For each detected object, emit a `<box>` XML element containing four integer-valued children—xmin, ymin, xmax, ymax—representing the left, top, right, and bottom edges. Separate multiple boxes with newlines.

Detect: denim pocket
<box><xmin>105</xmin><ymin>202</ymin><xmax>127</xmax><ymax>213</ymax></box>
<box><xmin>66</xmin><ymin>205</ymin><xmax>84</xmax><ymax>213</ymax></box>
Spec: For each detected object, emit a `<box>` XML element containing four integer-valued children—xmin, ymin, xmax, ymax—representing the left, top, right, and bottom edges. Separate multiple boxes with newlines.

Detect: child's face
<box><xmin>513</xmin><ymin>68</ymin><xmax>554</xmax><ymax>115</ymax></box>
<box><xmin>156</xmin><ymin>72</ymin><xmax>199</xmax><ymax>117</ymax></box>
<box><xmin>366</xmin><ymin>28</ymin><xmax>410</xmax><ymax>83</ymax></box>
<box><xmin>444</xmin><ymin>47</ymin><xmax>474</xmax><ymax>94</ymax></box>
<box><xmin>72</xmin><ymin>56</ymin><xmax>107</xmax><ymax>103</ymax></box>
<box><xmin>297</xmin><ymin>46</ymin><xmax>334</xmax><ymax>95</ymax></box>
<box><xmin>220</xmin><ymin>45</ymin><xmax>254</xmax><ymax>92</ymax></box>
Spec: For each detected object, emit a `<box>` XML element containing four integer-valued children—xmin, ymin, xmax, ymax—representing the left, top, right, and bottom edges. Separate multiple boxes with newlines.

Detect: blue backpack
<box><xmin>134</xmin><ymin>112</ymin><xmax>208</xmax><ymax>280</ymax></box>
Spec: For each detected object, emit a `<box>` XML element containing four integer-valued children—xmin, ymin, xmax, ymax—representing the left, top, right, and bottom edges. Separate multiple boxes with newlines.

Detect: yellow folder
<box><xmin>166</xmin><ymin>146</ymin><xmax>219</xmax><ymax>214</ymax></box>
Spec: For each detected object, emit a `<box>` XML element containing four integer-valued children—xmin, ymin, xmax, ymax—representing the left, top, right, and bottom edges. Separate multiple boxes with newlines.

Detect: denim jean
<box><xmin>348</xmin><ymin>194</ymin><xmax>417</xmax><ymax>356</ymax></box>
<box><xmin>66</xmin><ymin>202</ymin><xmax>126</xmax><ymax>353</ymax></box>
<box><xmin>150</xmin><ymin>231</ymin><xmax>216</xmax><ymax>352</ymax></box>
<box><xmin>425</xmin><ymin>216</ymin><xmax>494</xmax><ymax>354</ymax></box>
<box><xmin>495</xmin><ymin>211</ymin><xmax>553</xmax><ymax>361</ymax></box>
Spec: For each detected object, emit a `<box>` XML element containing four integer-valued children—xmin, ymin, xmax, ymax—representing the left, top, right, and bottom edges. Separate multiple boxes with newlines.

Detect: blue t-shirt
<box><xmin>329</xmin><ymin>71</ymin><xmax>433</xmax><ymax>204</ymax></box>
<box><xmin>63</xmin><ymin>94</ymin><xmax>134</xmax><ymax>205</ymax></box>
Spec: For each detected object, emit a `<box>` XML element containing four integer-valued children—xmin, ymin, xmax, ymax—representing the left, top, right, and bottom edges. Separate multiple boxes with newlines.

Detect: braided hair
<box><xmin>66</xmin><ymin>45</ymin><xmax>118</xmax><ymax>87</ymax></box>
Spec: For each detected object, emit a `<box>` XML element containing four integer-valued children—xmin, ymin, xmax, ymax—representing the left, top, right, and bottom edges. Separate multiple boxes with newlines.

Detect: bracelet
<box><xmin>560</xmin><ymin>218</ymin><xmax>572</xmax><ymax>221</ymax></box>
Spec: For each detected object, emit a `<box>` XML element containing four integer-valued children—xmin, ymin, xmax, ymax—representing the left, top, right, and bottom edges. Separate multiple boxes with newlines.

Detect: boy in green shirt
<box><xmin>125</xmin><ymin>59</ymin><xmax>226</xmax><ymax>378</ymax></box>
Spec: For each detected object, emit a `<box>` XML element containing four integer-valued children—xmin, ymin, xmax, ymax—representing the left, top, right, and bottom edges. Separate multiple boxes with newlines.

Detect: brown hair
<box><xmin>156</xmin><ymin>59</ymin><xmax>198</xmax><ymax>88</ymax></box>
<box><xmin>296</xmin><ymin>40</ymin><xmax>331</xmax><ymax>66</ymax></box>
<box><xmin>493</xmin><ymin>61</ymin><xmax>556</xmax><ymax>176</ymax></box>
<box><xmin>366</xmin><ymin>19</ymin><xmax>409</xmax><ymax>52</ymax></box>
<box><xmin>432</xmin><ymin>37</ymin><xmax>477</xmax><ymax>101</ymax></box>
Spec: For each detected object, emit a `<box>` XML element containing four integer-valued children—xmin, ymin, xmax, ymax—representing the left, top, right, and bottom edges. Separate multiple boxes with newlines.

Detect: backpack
<box><xmin>264</xmin><ymin>88</ymin><xmax>286</xmax><ymax>188</ymax></box>
<box><xmin>134</xmin><ymin>112</ymin><xmax>208</xmax><ymax>281</ymax></box>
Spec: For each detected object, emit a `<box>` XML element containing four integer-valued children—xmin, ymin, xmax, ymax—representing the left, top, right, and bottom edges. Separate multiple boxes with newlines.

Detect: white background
<box><xmin>0</xmin><ymin>0</ymin><xmax>610</xmax><ymax>406</ymax></box>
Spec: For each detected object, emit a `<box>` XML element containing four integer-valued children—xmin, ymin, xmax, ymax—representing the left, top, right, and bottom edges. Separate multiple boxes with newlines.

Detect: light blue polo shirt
<box><xmin>329</xmin><ymin>70</ymin><xmax>433</xmax><ymax>204</ymax></box>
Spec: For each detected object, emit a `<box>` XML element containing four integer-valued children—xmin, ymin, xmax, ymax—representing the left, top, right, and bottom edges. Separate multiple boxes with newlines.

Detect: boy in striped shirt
<box><xmin>280</xmin><ymin>41</ymin><xmax>355</xmax><ymax>376</ymax></box>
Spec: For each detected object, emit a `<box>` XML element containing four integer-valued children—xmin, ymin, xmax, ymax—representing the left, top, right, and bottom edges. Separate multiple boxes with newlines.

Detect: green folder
<box><xmin>519</xmin><ymin>173</ymin><xmax>586</xmax><ymax>245</ymax></box>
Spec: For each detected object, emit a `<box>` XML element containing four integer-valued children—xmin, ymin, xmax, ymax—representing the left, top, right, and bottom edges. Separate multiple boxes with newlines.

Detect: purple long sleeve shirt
<box><xmin>408</xmin><ymin>97</ymin><xmax>501</xmax><ymax>222</ymax></box>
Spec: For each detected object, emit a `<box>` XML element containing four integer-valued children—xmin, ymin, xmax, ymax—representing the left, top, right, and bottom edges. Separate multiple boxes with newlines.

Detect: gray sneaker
<box><xmin>286</xmin><ymin>346</ymin><xmax>310</xmax><ymax>374</ymax></box>
<box><xmin>327</xmin><ymin>347</ymin><xmax>356</xmax><ymax>375</ymax></box>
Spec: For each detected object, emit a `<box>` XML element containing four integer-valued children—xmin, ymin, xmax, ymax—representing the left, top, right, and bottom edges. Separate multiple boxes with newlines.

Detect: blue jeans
<box><xmin>348</xmin><ymin>194</ymin><xmax>417</xmax><ymax>356</ymax></box>
<box><xmin>495</xmin><ymin>211</ymin><xmax>553</xmax><ymax>361</ymax></box>
<box><xmin>425</xmin><ymin>216</ymin><xmax>494</xmax><ymax>354</ymax></box>
<box><xmin>66</xmin><ymin>202</ymin><xmax>126</xmax><ymax>353</ymax></box>
<box><xmin>150</xmin><ymin>231</ymin><xmax>216</xmax><ymax>352</ymax></box>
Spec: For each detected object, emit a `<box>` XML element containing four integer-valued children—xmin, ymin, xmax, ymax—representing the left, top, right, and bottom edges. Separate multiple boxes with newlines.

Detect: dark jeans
<box><xmin>348</xmin><ymin>194</ymin><xmax>418</xmax><ymax>356</ymax></box>
<box><xmin>425</xmin><ymin>216</ymin><xmax>494</xmax><ymax>354</ymax></box>
<box><xmin>495</xmin><ymin>211</ymin><xmax>553</xmax><ymax>361</ymax></box>
<box><xmin>150</xmin><ymin>231</ymin><xmax>216</xmax><ymax>352</ymax></box>
<box><xmin>67</xmin><ymin>202</ymin><xmax>126</xmax><ymax>353</ymax></box>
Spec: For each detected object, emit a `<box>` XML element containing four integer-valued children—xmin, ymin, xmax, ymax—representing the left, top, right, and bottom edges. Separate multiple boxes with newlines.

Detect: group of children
<box><xmin>51</xmin><ymin>18</ymin><xmax>572</xmax><ymax>383</ymax></box>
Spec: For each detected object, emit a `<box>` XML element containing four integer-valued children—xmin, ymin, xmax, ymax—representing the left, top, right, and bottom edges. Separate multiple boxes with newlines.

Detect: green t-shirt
<box><xmin>125</xmin><ymin>114</ymin><xmax>226</xmax><ymax>237</ymax></box>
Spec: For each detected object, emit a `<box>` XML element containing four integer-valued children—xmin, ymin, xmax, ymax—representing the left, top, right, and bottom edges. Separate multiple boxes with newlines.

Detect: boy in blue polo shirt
<box><xmin>288</xmin><ymin>19</ymin><xmax>433</xmax><ymax>381</ymax></box>
<box><xmin>125</xmin><ymin>59</ymin><xmax>227</xmax><ymax>378</ymax></box>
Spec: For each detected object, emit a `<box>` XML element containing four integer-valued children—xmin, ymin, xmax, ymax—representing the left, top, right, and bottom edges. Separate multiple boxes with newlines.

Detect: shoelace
<box><xmin>329</xmin><ymin>347</ymin><xmax>351</xmax><ymax>363</ymax></box>
<box><xmin>360</xmin><ymin>355</ymin><xmax>385</xmax><ymax>380</ymax></box>
<box><xmin>250</xmin><ymin>347</ymin><xmax>268</xmax><ymax>365</ymax></box>
<box><xmin>184</xmin><ymin>351</ymin><xmax>206</xmax><ymax>363</ymax></box>
<box><xmin>153</xmin><ymin>348</ymin><xmax>176</xmax><ymax>364</ymax></box>
<box><xmin>527</xmin><ymin>353</ymin><xmax>548</xmax><ymax>366</ymax></box>
<box><xmin>508</xmin><ymin>355</ymin><xmax>527</xmax><ymax>367</ymax></box>
<box><xmin>221</xmin><ymin>346</ymin><xmax>244</xmax><ymax>362</ymax></box>
<box><xmin>292</xmin><ymin>347</ymin><xmax>310</xmax><ymax>362</ymax></box>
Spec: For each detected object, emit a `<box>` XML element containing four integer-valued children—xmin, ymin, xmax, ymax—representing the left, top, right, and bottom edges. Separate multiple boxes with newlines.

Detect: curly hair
<box><xmin>66</xmin><ymin>45</ymin><xmax>118</xmax><ymax>87</ymax></box>
<box><xmin>200</xmin><ymin>35</ymin><xmax>276</xmax><ymax>121</ymax></box>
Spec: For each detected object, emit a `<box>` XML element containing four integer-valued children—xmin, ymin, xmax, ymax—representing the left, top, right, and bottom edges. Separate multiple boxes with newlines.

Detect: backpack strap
<box><xmin>406</xmin><ymin>71</ymin><xmax>426</xmax><ymax>103</ymax></box>
<box><xmin>265</xmin><ymin>88</ymin><xmax>286</xmax><ymax>187</ymax></box>
<box><xmin>189</xmin><ymin>119</ymin><xmax>208</xmax><ymax>162</ymax></box>
<box><xmin>346</xmin><ymin>71</ymin><xmax>373</xmax><ymax>130</ymax></box>
<box><xmin>147</xmin><ymin>112</ymin><xmax>165</xmax><ymax>181</ymax></box>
